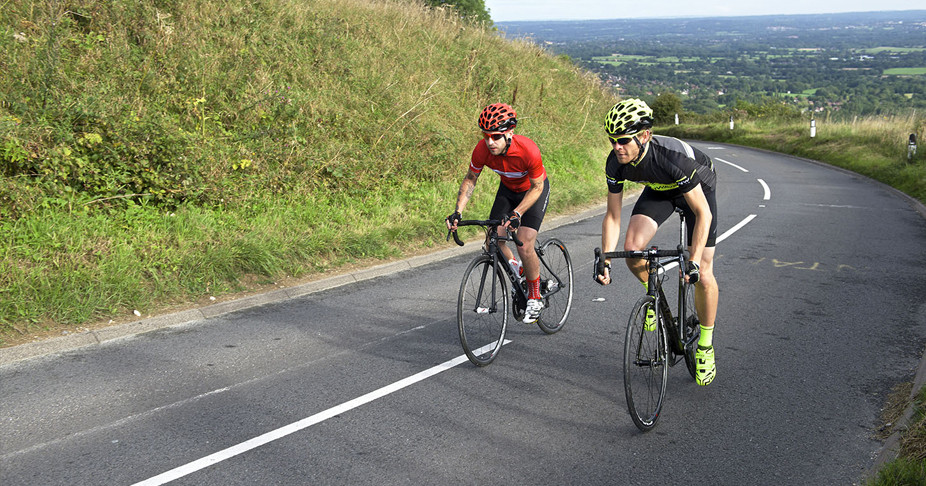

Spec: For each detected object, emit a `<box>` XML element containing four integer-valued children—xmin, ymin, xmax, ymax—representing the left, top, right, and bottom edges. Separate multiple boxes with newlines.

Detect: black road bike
<box><xmin>594</xmin><ymin>208</ymin><xmax>700</xmax><ymax>431</ymax></box>
<box><xmin>449</xmin><ymin>220</ymin><xmax>574</xmax><ymax>366</ymax></box>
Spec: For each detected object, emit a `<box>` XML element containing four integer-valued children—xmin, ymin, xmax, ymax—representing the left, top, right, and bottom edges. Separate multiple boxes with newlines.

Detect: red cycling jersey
<box><xmin>470</xmin><ymin>134</ymin><xmax>546</xmax><ymax>193</ymax></box>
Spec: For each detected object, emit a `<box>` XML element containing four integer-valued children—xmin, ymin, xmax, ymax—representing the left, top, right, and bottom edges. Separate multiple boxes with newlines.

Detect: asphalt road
<box><xmin>2</xmin><ymin>142</ymin><xmax>926</xmax><ymax>485</ymax></box>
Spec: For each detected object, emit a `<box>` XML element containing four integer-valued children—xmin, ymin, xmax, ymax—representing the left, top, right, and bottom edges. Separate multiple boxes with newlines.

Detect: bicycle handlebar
<box><xmin>593</xmin><ymin>247</ymin><xmax>687</xmax><ymax>277</ymax></box>
<box><xmin>446</xmin><ymin>219</ymin><xmax>524</xmax><ymax>247</ymax></box>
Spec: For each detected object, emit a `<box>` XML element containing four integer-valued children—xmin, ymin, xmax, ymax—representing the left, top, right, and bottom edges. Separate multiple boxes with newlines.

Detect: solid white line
<box><xmin>717</xmin><ymin>214</ymin><xmax>757</xmax><ymax>243</ymax></box>
<box><xmin>133</xmin><ymin>341</ymin><xmax>508</xmax><ymax>486</ymax></box>
<box><xmin>715</xmin><ymin>157</ymin><xmax>748</xmax><ymax>172</ymax></box>
<box><xmin>757</xmin><ymin>178</ymin><xmax>771</xmax><ymax>200</ymax></box>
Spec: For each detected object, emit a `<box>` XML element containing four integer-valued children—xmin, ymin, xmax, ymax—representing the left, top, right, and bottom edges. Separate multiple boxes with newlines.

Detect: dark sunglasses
<box><xmin>608</xmin><ymin>134</ymin><xmax>636</xmax><ymax>145</ymax></box>
<box><xmin>483</xmin><ymin>132</ymin><xmax>507</xmax><ymax>141</ymax></box>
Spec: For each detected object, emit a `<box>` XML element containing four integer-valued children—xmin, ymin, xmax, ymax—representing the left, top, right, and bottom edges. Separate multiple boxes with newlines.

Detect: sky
<box><xmin>483</xmin><ymin>0</ymin><xmax>923</xmax><ymax>22</ymax></box>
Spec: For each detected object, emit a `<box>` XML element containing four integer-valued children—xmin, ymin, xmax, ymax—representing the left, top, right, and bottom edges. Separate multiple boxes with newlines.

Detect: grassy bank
<box><xmin>0</xmin><ymin>0</ymin><xmax>617</xmax><ymax>344</ymax></box>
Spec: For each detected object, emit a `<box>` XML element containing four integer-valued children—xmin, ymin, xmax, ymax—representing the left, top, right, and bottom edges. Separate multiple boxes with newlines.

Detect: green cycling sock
<box><xmin>698</xmin><ymin>325</ymin><xmax>714</xmax><ymax>348</ymax></box>
<box><xmin>640</xmin><ymin>280</ymin><xmax>648</xmax><ymax>292</ymax></box>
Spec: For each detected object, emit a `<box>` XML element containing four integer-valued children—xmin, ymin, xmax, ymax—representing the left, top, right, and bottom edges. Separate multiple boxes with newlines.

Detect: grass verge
<box><xmin>0</xmin><ymin>0</ymin><xmax>615</xmax><ymax>345</ymax></box>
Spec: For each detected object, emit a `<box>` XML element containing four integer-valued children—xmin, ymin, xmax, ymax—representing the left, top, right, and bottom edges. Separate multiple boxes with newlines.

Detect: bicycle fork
<box><xmin>473</xmin><ymin>259</ymin><xmax>500</xmax><ymax>315</ymax></box>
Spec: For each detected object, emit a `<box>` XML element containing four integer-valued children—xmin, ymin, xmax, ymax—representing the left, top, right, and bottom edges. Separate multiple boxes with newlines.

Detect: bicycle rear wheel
<box><xmin>681</xmin><ymin>281</ymin><xmax>701</xmax><ymax>381</ymax></box>
<box><xmin>624</xmin><ymin>295</ymin><xmax>668</xmax><ymax>432</ymax></box>
<box><xmin>458</xmin><ymin>256</ymin><xmax>509</xmax><ymax>366</ymax></box>
<box><xmin>535</xmin><ymin>238</ymin><xmax>574</xmax><ymax>334</ymax></box>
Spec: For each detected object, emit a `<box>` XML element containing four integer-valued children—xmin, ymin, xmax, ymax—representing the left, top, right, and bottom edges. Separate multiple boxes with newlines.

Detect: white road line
<box><xmin>716</xmin><ymin>157</ymin><xmax>748</xmax><ymax>172</ymax></box>
<box><xmin>717</xmin><ymin>214</ymin><xmax>757</xmax><ymax>243</ymax></box>
<box><xmin>133</xmin><ymin>341</ymin><xmax>508</xmax><ymax>485</ymax></box>
<box><xmin>757</xmin><ymin>178</ymin><xmax>771</xmax><ymax>200</ymax></box>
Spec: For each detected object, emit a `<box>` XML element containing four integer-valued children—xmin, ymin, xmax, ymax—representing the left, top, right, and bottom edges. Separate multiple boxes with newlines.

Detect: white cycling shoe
<box><xmin>523</xmin><ymin>299</ymin><xmax>543</xmax><ymax>324</ymax></box>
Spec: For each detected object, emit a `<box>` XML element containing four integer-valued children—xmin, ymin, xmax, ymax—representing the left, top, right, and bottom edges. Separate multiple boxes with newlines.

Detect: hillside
<box><xmin>0</xmin><ymin>0</ymin><xmax>617</xmax><ymax>343</ymax></box>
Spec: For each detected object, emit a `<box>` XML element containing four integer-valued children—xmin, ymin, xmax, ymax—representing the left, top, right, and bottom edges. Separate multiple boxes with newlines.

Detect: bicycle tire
<box><xmin>623</xmin><ymin>295</ymin><xmax>668</xmax><ymax>432</ymax></box>
<box><xmin>681</xmin><ymin>281</ymin><xmax>701</xmax><ymax>381</ymax></box>
<box><xmin>536</xmin><ymin>238</ymin><xmax>574</xmax><ymax>334</ymax></box>
<box><xmin>458</xmin><ymin>256</ymin><xmax>509</xmax><ymax>366</ymax></box>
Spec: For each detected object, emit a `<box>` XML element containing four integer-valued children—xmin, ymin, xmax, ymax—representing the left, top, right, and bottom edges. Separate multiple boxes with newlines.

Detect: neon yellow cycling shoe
<box><xmin>695</xmin><ymin>345</ymin><xmax>716</xmax><ymax>386</ymax></box>
<box><xmin>644</xmin><ymin>307</ymin><xmax>657</xmax><ymax>332</ymax></box>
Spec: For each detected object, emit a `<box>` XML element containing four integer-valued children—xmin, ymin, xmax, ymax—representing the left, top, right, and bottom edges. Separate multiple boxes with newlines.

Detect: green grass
<box><xmin>884</xmin><ymin>67</ymin><xmax>926</xmax><ymax>75</ymax></box>
<box><xmin>0</xmin><ymin>0</ymin><xmax>615</xmax><ymax>342</ymax></box>
<box><xmin>865</xmin><ymin>384</ymin><xmax>926</xmax><ymax>485</ymax></box>
<box><xmin>862</xmin><ymin>47</ymin><xmax>926</xmax><ymax>54</ymax></box>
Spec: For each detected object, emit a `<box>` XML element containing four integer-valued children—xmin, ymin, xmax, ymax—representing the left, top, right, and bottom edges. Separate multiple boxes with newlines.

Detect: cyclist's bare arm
<box><xmin>448</xmin><ymin>169</ymin><xmax>480</xmax><ymax>230</ymax></box>
<box><xmin>681</xmin><ymin>184</ymin><xmax>712</xmax><ymax>265</ymax></box>
<box><xmin>598</xmin><ymin>191</ymin><xmax>624</xmax><ymax>285</ymax></box>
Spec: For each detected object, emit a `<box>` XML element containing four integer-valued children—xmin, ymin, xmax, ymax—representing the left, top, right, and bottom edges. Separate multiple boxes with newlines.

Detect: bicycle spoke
<box><xmin>535</xmin><ymin>238</ymin><xmax>574</xmax><ymax>334</ymax></box>
<box><xmin>458</xmin><ymin>257</ymin><xmax>508</xmax><ymax>366</ymax></box>
<box><xmin>624</xmin><ymin>297</ymin><xmax>667</xmax><ymax>432</ymax></box>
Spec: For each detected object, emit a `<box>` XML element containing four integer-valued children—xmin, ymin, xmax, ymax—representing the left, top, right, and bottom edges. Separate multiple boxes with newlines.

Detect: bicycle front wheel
<box><xmin>536</xmin><ymin>238</ymin><xmax>574</xmax><ymax>334</ymax></box>
<box><xmin>681</xmin><ymin>281</ymin><xmax>701</xmax><ymax>381</ymax></box>
<box><xmin>458</xmin><ymin>256</ymin><xmax>509</xmax><ymax>366</ymax></box>
<box><xmin>624</xmin><ymin>295</ymin><xmax>668</xmax><ymax>432</ymax></box>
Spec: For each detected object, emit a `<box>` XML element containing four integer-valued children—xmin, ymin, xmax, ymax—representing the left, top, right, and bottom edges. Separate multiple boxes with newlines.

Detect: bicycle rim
<box><xmin>623</xmin><ymin>296</ymin><xmax>668</xmax><ymax>432</ymax></box>
<box><xmin>681</xmin><ymin>281</ymin><xmax>701</xmax><ymax>381</ymax></box>
<box><xmin>458</xmin><ymin>257</ymin><xmax>508</xmax><ymax>366</ymax></box>
<box><xmin>536</xmin><ymin>238</ymin><xmax>574</xmax><ymax>334</ymax></box>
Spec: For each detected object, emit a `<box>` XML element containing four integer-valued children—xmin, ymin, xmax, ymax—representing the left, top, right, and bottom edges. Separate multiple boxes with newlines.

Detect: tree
<box><xmin>423</xmin><ymin>0</ymin><xmax>492</xmax><ymax>24</ymax></box>
<box><xmin>651</xmin><ymin>92</ymin><xmax>683</xmax><ymax>125</ymax></box>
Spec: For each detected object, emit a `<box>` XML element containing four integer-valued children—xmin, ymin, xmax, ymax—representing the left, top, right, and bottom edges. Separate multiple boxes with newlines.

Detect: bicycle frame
<box><xmin>453</xmin><ymin>218</ymin><xmax>574</xmax><ymax>366</ymax></box>
<box><xmin>595</xmin><ymin>209</ymin><xmax>700</xmax><ymax>430</ymax></box>
<box><xmin>455</xmin><ymin>220</ymin><xmax>529</xmax><ymax>316</ymax></box>
<box><xmin>598</xmin><ymin>209</ymin><xmax>697</xmax><ymax>363</ymax></box>
<box><xmin>451</xmin><ymin>219</ymin><xmax>567</xmax><ymax>317</ymax></box>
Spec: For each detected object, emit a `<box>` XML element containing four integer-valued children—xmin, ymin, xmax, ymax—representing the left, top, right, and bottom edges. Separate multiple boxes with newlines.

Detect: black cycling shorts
<box><xmin>489</xmin><ymin>178</ymin><xmax>550</xmax><ymax>231</ymax></box>
<box><xmin>632</xmin><ymin>186</ymin><xmax>718</xmax><ymax>247</ymax></box>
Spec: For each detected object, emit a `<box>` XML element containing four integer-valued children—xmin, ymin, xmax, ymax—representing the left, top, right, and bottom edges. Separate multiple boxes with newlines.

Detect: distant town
<box><xmin>498</xmin><ymin>10</ymin><xmax>926</xmax><ymax>116</ymax></box>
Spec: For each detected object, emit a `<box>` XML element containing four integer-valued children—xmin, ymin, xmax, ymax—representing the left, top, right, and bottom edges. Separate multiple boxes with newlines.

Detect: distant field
<box><xmin>776</xmin><ymin>88</ymin><xmax>817</xmax><ymax>99</ymax></box>
<box><xmin>883</xmin><ymin>67</ymin><xmax>926</xmax><ymax>75</ymax></box>
<box><xmin>861</xmin><ymin>47</ymin><xmax>926</xmax><ymax>54</ymax></box>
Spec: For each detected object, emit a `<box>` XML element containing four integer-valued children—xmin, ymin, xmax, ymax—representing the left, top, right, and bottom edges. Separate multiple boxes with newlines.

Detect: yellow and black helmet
<box><xmin>604</xmin><ymin>98</ymin><xmax>654</xmax><ymax>136</ymax></box>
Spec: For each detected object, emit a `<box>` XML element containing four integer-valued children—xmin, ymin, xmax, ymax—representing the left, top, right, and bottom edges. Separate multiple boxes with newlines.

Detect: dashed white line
<box><xmin>757</xmin><ymin>178</ymin><xmax>771</xmax><ymax>200</ymax></box>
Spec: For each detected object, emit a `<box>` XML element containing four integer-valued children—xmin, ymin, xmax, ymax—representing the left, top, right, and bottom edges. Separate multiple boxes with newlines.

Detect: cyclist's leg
<box><xmin>678</xmin><ymin>189</ymin><xmax>718</xmax><ymax>385</ymax></box>
<box><xmin>516</xmin><ymin>178</ymin><xmax>549</xmax><ymax>282</ymax></box>
<box><xmin>696</xmin><ymin>246</ymin><xmax>717</xmax><ymax>326</ymax></box>
<box><xmin>626</xmin><ymin>190</ymin><xmax>675</xmax><ymax>282</ymax></box>
<box><xmin>516</xmin><ymin>180</ymin><xmax>550</xmax><ymax>323</ymax></box>
<box><xmin>489</xmin><ymin>183</ymin><xmax>517</xmax><ymax>264</ymax></box>
<box><xmin>515</xmin><ymin>227</ymin><xmax>539</xmax><ymax>278</ymax></box>
<box><xmin>678</xmin><ymin>189</ymin><xmax>719</xmax><ymax>330</ymax></box>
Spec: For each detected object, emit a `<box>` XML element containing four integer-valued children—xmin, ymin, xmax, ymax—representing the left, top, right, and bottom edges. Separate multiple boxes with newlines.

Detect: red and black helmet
<box><xmin>478</xmin><ymin>103</ymin><xmax>517</xmax><ymax>132</ymax></box>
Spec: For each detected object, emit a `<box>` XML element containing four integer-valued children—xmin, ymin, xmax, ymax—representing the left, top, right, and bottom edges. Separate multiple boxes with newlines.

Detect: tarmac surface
<box><xmin>3</xmin><ymin>157</ymin><xmax>926</xmax><ymax>473</ymax></box>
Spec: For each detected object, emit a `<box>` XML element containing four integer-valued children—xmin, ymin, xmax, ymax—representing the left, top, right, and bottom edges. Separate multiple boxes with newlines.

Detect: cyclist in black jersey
<box><xmin>594</xmin><ymin>99</ymin><xmax>718</xmax><ymax>386</ymax></box>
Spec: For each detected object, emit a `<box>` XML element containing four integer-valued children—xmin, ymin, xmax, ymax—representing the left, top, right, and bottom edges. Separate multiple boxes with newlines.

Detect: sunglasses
<box><xmin>608</xmin><ymin>134</ymin><xmax>637</xmax><ymax>145</ymax></box>
<box><xmin>483</xmin><ymin>132</ymin><xmax>507</xmax><ymax>141</ymax></box>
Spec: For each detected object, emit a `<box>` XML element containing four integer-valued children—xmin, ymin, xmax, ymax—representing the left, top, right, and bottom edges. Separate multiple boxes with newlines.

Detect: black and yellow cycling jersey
<box><xmin>605</xmin><ymin>135</ymin><xmax>716</xmax><ymax>197</ymax></box>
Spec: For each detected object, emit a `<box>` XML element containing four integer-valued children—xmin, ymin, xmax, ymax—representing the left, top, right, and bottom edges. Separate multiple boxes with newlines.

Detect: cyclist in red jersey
<box><xmin>446</xmin><ymin>103</ymin><xmax>550</xmax><ymax>323</ymax></box>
